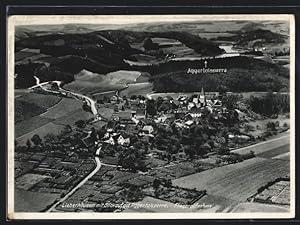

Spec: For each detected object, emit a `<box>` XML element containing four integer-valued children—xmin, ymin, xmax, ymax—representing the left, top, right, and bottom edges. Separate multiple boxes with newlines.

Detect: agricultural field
<box><xmin>15</xmin><ymin>51</ymin><xmax>38</xmax><ymax>61</ymax></box>
<box><xmin>256</xmin><ymin>144</ymin><xmax>290</xmax><ymax>159</ymax></box>
<box><xmin>40</xmin><ymin>98</ymin><xmax>82</xmax><ymax>119</ymax></box>
<box><xmin>18</xmin><ymin>93</ymin><xmax>62</xmax><ymax>110</ymax></box>
<box><xmin>15</xmin><ymin>93</ymin><xmax>62</xmax><ymax>123</ymax></box>
<box><xmin>119</xmin><ymin>82</ymin><xmax>154</xmax><ymax>97</ymax></box>
<box><xmin>231</xmin><ymin>202</ymin><xmax>289</xmax><ymax>213</ymax></box>
<box><xmin>232</xmin><ymin>134</ymin><xmax>289</xmax><ymax>156</ymax></box>
<box><xmin>64</xmin><ymin>73</ymin><xmax>126</xmax><ymax>95</ymax></box>
<box><xmin>106</xmin><ymin>70</ymin><xmax>142</xmax><ymax>84</ymax></box>
<box><xmin>151</xmin><ymin>37</ymin><xmax>182</xmax><ymax>46</ymax></box>
<box><xmin>162</xmin><ymin>45</ymin><xmax>197</xmax><ymax>57</ymax></box>
<box><xmin>273</xmin><ymin>152</ymin><xmax>290</xmax><ymax>161</ymax></box>
<box><xmin>14</xmin><ymin>89</ymin><xmax>32</xmax><ymax>98</ymax></box>
<box><xmin>173</xmin><ymin>157</ymin><xmax>289</xmax><ymax>202</ymax></box>
<box><xmin>15</xmin><ymin>116</ymin><xmax>54</xmax><ymax>138</ymax></box>
<box><xmin>16</xmin><ymin>173</ymin><xmax>50</xmax><ymax>191</ymax></box>
<box><xmin>15</xmin><ymin>188</ymin><xmax>60</xmax><ymax>212</ymax></box>
<box><xmin>89</xmin><ymin>120</ymin><xmax>107</xmax><ymax>130</ymax></box>
<box><xmin>129</xmin><ymin>54</ymin><xmax>160</xmax><ymax>64</ymax></box>
<box><xmin>97</xmin><ymin>107</ymin><xmax>114</xmax><ymax>120</ymax></box>
<box><xmin>53</xmin><ymin>108</ymin><xmax>94</xmax><ymax>126</ymax></box>
<box><xmin>193</xmin><ymin>194</ymin><xmax>239</xmax><ymax>213</ymax></box>
<box><xmin>16</xmin><ymin>122</ymin><xmax>65</xmax><ymax>145</ymax></box>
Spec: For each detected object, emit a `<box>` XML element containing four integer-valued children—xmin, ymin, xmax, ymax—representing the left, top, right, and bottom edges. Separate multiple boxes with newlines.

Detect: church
<box><xmin>188</xmin><ymin>87</ymin><xmax>207</xmax><ymax>110</ymax></box>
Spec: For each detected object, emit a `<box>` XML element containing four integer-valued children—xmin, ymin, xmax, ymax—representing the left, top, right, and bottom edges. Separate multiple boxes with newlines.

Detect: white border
<box><xmin>7</xmin><ymin>14</ymin><xmax>295</xmax><ymax>220</ymax></box>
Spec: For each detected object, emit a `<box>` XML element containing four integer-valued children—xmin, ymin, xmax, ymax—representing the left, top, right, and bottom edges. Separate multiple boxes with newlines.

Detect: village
<box><xmin>14</xmin><ymin>83</ymin><xmax>290</xmax><ymax>212</ymax></box>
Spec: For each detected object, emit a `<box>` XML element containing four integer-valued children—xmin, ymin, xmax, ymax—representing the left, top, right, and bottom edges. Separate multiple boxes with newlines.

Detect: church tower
<box><xmin>199</xmin><ymin>87</ymin><xmax>206</xmax><ymax>107</ymax></box>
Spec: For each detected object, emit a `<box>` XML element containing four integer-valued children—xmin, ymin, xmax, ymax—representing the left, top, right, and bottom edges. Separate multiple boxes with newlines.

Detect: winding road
<box><xmin>46</xmin><ymin>145</ymin><xmax>102</xmax><ymax>212</ymax></box>
<box><xmin>30</xmin><ymin>76</ymin><xmax>98</xmax><ymax>116</ymax></box>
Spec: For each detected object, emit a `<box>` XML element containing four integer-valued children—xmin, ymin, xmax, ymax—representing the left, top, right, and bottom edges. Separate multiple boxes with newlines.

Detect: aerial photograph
<box><xmin>11</xmin><ymin>16</ymin><xmax>293</xmax><ymax>216</ymax></box>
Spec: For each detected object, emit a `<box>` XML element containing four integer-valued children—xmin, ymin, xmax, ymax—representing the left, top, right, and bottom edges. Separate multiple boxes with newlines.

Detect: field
<box><xmin>151</xmin><ymin>37</ymin><xmax>182</xmax><ymax>46</ymax></box>
<box><xmin>15</xmin><ymin>93</ymin><xmax>62</xmax><ymax>123</ymax></box>
<box><xmin>64</xmin><ymin>69</ymin><xmax>144</xmax><ymax>95</ymax></box>
<box><xmin>119</xmin><ymin>82</ymin><xmax>154</xmax><ymax>97</ymax></box>
<box><xmin>193</xmin><ymin>194</ymin><xmax>239</xmax><ymax>213</ymax></box>
<box><xmin>173</xmin><ymin>157</ymin><xmax>289</xmax><ymax>202</ymax></box>
<box><xmin>273</xmin><ymin>152</ymin><xmax>290</xmax><ymax>161</ymax></box>
<box><xmin>40</xmin><ymin>98</ymin><xmax>82</xmax><ymax>119</ymax></box>
<box><xmin>15</xmin><ymin>188</ymin><xmax>60</xmax><ymax>212</ymax></box>
<box><xmin>106</xmin><ymin>70</ymin><xmax>142</xmax><ymax>84</ymax></box>
<box><xmin>130</xmin><ymin>54</ymin><xmax>160</xmax><ymax>64</ymax></box>
<box><xmin>231</xmin><ymin>202</ymin><xmax>289</xmax><ymax>213</ymax></box>
<box><xmin>53</xmin><ymin>108</ymin><xmax>94</xmax><ymax>126</ymax></box>
<box><xmin>16</xmin><ymin>122</ymin><xmax>65</xmax><ymax>145</ymax></box>
<box><xmin>15</xmin><ymin>116</ymin><xmax>54</xmax><ymax>138</ymax></box>
<box><xmin>64</xmin><ymin>79</ymin><xmax>126</xmax><ymax>95</ymax></box>
<box><xmin>15</xmin><ymin>51</ymin><xmax>37</xmax><ymax>61</ymax></box>
<box><xmin>14</xmin><ymin>89</ymin><xmax>32</xmax><ymax>98</ymax></box>
<box><xmin>16</xmin><ymin>173</ymin><xmax>50</xmax><ymax>190</ymax></box>
<box><xmin>256</xmin><ymin>144</ymin><xmax>290</xmax><ymax>159</ymax></box>
<box><xmin>97</xmin><ymin>107</ymin><xmax>114</xmax><ymax>120</ymax></box>
<box><xmin>18</xmin><ymin>93</ymin><xmax>62</xmax><ymax>110</ymax></box>
<box><xmin>232</xmin><ymin>134</ymin><xmax>289</xmax><ymax>155</ymax></box>
<box><xmin>162</xmin><ymin>45</ymin><xmax>196</xmax><ymax>57</ymax></box>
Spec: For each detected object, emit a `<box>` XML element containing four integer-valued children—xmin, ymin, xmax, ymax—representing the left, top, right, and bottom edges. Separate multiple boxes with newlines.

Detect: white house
<box><xmin>117</xmin><ymin>135</ymin><xmax>130</xmax><ymax>146</ymax></box>
<box><xmin>104</xmin><ymin>136</ymin><xmax>115</xmax><ymax>145</ymax></box>
<box><xmin>142</xmin><ymin>125</ymin><xmax>154</xmax><ymax>134</ymax></box>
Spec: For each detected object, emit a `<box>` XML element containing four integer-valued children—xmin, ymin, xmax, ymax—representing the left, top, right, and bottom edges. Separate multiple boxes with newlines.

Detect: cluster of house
<box><xmin>98</xmin><ymin>88</ymin><xmax>231</xmax><ymax>148</ymax></box>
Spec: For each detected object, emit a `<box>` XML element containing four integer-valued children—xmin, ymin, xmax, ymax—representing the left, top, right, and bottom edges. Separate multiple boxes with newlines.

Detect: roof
<box><xmin>118</xmin><ymin>111</ymin><xmax>132</xmax><ymax>120</ymax></box>
<box><xmin>190</xmin><ymin>107</ymin><xmax>202</xmax><ymax>113</ymax></box>
<box><xmin>125</xmin><ymin>125</ymin><xmax>138</xmax><ymax>134</ymax></box>
<box><xmin>143</xmin><ymin>125</ymin><xmax>154</xmax><ymax>131</ymax></box>
<box><xmin>185</xmin><ymin>120</ymin><xmax>194</xmax><ymax>126</ymax></box>
<box><xmin>139</xmin><ymin>118</ymin><xmax>152</xmax><ymax>125</ymax></box>
<box><xmin>136</xmin><ymin>108</ymin><xmax>146</xmax><ymax>116</ymax></box>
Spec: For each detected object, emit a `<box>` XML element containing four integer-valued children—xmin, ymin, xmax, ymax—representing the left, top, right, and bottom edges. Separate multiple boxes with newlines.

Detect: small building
<box><xmin>110</xmin><ymin>95</ymin><xmax>118</xmax><ymax>103</ymax></box>
<box><xmin>137</xmin><ymin>118</ymin><xmax>153</xmax><ymax>128</ymax></box>
<box><xmin>117</xmin><ymin>135</ymin><xmax>130</xmax><ymax>146</ymax></box>
<box><xmin>185</xmin><ymin>120</ymin><xmax>194</xmax><ymax>126</ymax></box>
<box><xmin>189</xmin><ymin>107</ymin><xmax>202</xmax><ymax>118</ymax></box>
<box><xmin>118</xmin><ymin>111</ymin><xmax>134</xmax><ymax>124</ymax></box>
<box><xmin>188</xmin><ymin>102</ymin><xmax>196</xmax><ymax>110</ymax></box>
<box><xmin>104</xmin><ymin>137</ymin><xmax>115</xmax><ymax>145</ymax></box>
<box><xmin>125</xmin><ymin>124</ymin><xmax>138</xmax><ymax>135</ymax></box>
<box><xmin>135</xmin><ymin>108</ymin><xmax>146</xmax><ymax>120</ymax></box>
<box><xmin>142</xmin><ymin>125</ymin><xmax>154</xmax><ymax>134</ymax></box>
<box><xmin>154</xmin><ymin>115</ymin><xmax>168</xmax><ymax>123</ymax></box>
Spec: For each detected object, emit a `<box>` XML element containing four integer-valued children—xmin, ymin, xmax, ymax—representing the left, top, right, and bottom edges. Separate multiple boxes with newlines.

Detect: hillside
<box><xmin>214</xmin><ymin>29</ymin><xmax>286</xmax><ymax>47</ymax></box>
<box><xmin>15</xmin><ymin>30</ymin><xmax>224</xmax><ymax>88</ymax></box>
<box><xmin>151</xmin><ymin>56</ymin><xmax>289</xmax><ymax>92</ymax></box>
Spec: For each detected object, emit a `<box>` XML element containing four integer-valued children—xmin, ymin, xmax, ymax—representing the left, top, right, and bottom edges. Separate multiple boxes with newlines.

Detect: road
<box><xmin>46</xmin><ymin>145</ymin><xmax>102</xmax><ymax>212</ymax></box>
<box><xmin>29</xmin><ymin>77</ymin><xmax>98</xmax><ymax>116</ymax></box>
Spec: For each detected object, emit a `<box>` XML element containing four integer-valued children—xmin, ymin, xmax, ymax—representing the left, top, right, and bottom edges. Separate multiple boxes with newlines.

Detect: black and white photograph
<box><xmin>7</xmin><ymin>14</ymin><xmax>295</xmax><ymax>219</ymax></box>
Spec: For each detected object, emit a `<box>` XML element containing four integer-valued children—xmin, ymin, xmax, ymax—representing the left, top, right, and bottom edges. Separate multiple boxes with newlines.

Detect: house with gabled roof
<box><xmin>117</xmin><ymin>134</ymin><xmax>130</xmax><ymax>146</ymax></box>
